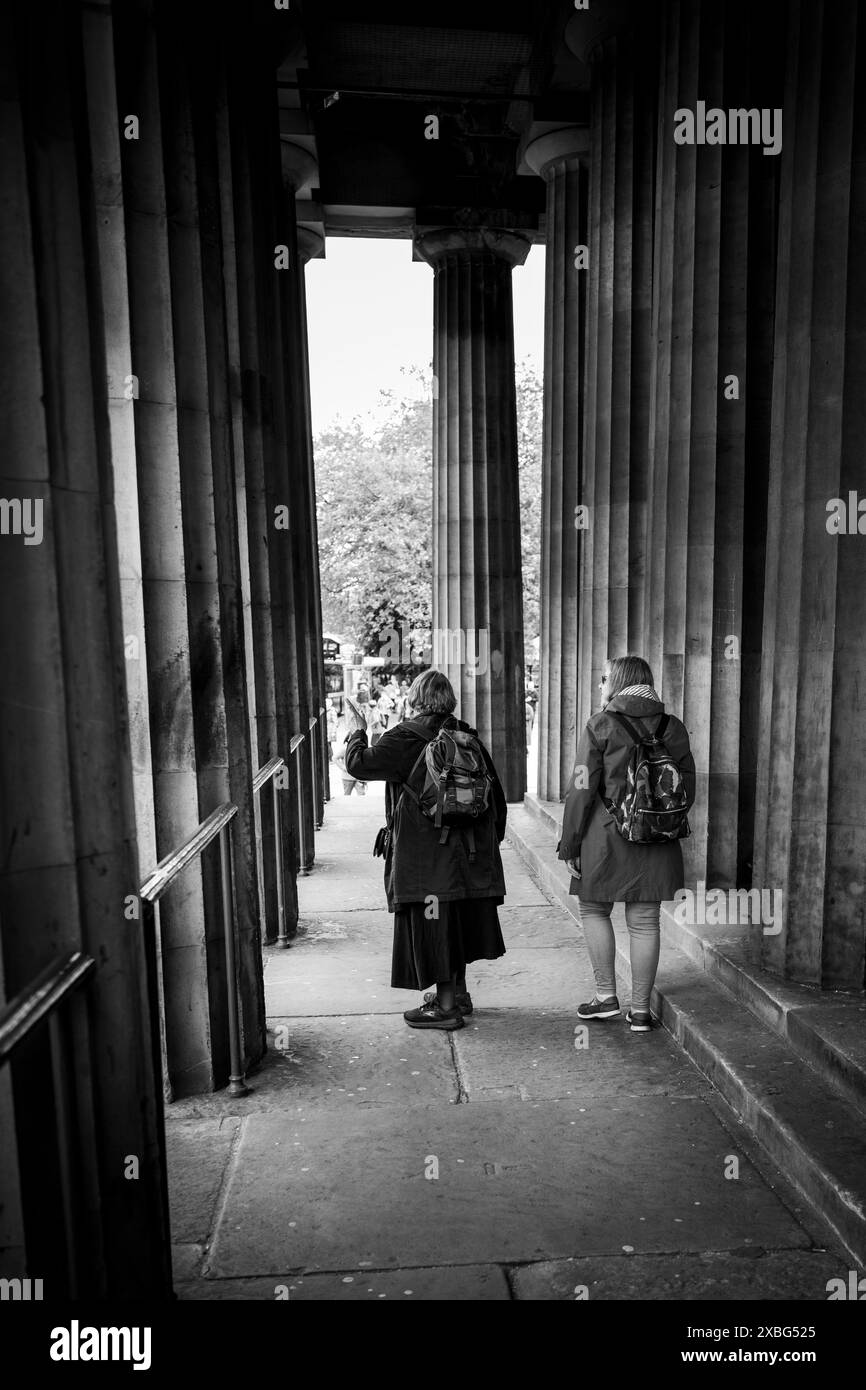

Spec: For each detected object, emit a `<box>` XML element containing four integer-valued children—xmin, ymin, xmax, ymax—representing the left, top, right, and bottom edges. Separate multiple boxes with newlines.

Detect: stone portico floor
<box><xmin>165</xmin><ymin>776</ymin><xmax>850</xmax><ymax>1301</ymax></box>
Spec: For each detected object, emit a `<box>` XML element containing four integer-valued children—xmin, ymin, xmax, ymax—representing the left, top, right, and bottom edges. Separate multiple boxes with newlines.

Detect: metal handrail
<box><xmin>0</xmin><ymin>951</ymin><xmax>95</xmax><ymax>1066</ymax></box>
<box><xmin>140</xmin><ymin>803</ymin><xmax>238</xmax><ymax>903</ymax></box>
<box><xmin>253</xmin><ymin>755</ymin><xmax>285</xmax><ymax>795</ymax></box>
<box><xmin>254</xmin><ymin>704</ymin><xmax>326</xmax><ymax>947</ymax></box>
<box><xmin>253</xmin><ymin>755</ymin><xmax>289</xmax><ymax>949</ymax></box>
<box><xmin>0</xmin><ymin>949</ymin><xmax>97</xmax><ymax>1296</ymax></box>
<box><xmin>139</xmin><ymin>803</ymin><xmax>249</xmax><ymax>1098</ymax></box>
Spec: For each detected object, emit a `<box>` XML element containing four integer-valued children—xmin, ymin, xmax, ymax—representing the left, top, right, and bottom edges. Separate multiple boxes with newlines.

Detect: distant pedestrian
<box><xmin>557</xmin><ymin>655</ymin><xmax>695</xmax><ymax>1032</ymax></box>
<box><xmin>332</xmin><ymin>697</ymin><xmax>368</xmax><ymax>796</ymax></box>
<box><xmin>344</xmin><ymin>669</ymin><xmax>507</xmax><ymax>1030</ymax></box>
<box><xmin>326</xmin><ymin>697</ymin><xmax>339</xmax><ymax>762</ymax></box>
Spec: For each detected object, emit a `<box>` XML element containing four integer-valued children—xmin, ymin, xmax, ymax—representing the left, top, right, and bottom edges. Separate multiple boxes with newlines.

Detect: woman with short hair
<box><xmin>557</xmin><ymin>655</ymin><xmax>696</xmax><ymax>1031</ymax></box>
<box><xmin>343</xmin><ymin>669</ymin><xmax>507</xmax><ymax>1030</ymax></box>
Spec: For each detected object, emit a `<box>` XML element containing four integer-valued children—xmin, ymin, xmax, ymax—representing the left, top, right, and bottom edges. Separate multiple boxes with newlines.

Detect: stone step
<box><xmin>518</xmin><ymin>795</ymin><xmax>866</xmax><ymax>1120</ymax></box>
<box><xmin>505</xmin><ymin>802</ymin><xmax>866</xmax><ymax>1268</ymax></box>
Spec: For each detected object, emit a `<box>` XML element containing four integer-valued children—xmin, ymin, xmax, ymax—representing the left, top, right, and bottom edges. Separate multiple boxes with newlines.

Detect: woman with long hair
<box><xmin>557</xmin><ymin>655</ymin><xmax>696</xmax><ymax>1031</ymax></box>
<box><xmin>343</xmin><ymin>669</ymin><xmax>507</xmax><ymax>1030</ymax></box>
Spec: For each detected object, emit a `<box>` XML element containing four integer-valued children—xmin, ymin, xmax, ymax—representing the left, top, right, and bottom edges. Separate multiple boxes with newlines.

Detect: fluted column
<box><xmin>524</xmin><ymin>128</ymin><xmax>588</xmax><ymax>802</ymax></box>
<box><xmin>295</xmin><ymin>225</ymin><xmax>331</xmax><ymax>822</ymax></box>
<box><xmin>159</xmin><ymin>8</ymin><xmax>265</xmax><ymax>1075</ymax></box>
<box><xmin>641</xmin><ymin>0</ymin><xmax>782</xmax><ymax>885</ymax></box>
<box><xmin>0</xmin><ymin>0</ymin><xmax>170</xmax><ymax>1293</ymax></box>
<box><xmin>221</xmin><ymin>42</ymin><xmax>299</xmax><ymax>943</ymax></box>
<box><xmin>754</xmin><ymin>0</ymin><xmax>866</xmax><ymax>987</ymax></box>
<box><xmin>113</xmin><ymin>0</ymin><xmax>217</xmax><ymax>1095</ymax></box>
<box><xmin>280</xmin><ymin>142</ymin><xmax>320</xmax><ymax>861</ymax></box>
<box><xmin>415</xmin><ymin>227</ymin><xmax>530</xmax><ymax>800</ymax></box>
<box><xmin>566</xmin><ymin>11</ymin><xmax>656</xmax><ymax>745</ymax></box>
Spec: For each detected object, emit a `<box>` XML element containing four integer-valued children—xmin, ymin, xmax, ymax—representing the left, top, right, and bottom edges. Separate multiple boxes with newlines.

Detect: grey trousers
<box><xmin>577</xmin><ymin>899</ymin><xmax>661</xmax><ymax>1014</ymax></box>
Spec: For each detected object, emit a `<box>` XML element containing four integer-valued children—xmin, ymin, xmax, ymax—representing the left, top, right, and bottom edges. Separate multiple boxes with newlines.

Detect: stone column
<box><xmin>220</xmin><ymin>41</ymin><xmax>299</xmax><ymax>943</ymax></box>
<box><xmin>565</xmin><ymin>10</ymin><xmax>657</xmax><ymax>746</ymax></box>
<box><xmin>159</xmin><ymin>7</ymin><xmax>266</xmax><ymax>1074</ymax></box>
<box><xmin>280</xmin><ymin>143</ymin><xmax>320</xmax><ymax>864</ymax></box>
<box><xmin>113</xmin><ymin>0</ymin><xmax>217</xmax><ymax>1095</ymax></box>
<box><xmin>415</xmin><ymin>227</ymin><xmax>530</xmax><ymax>800</ymax></box>
<box><xmin>240</xmin><ymin>82</ymin><xmax>313</xmax><ymax>886</ymax></box>
<box><xmin>296</xmin><ymin>225</ymin><xmax>331</xmax><ymax>822</ymax></box>
<box><xmin>523</xmin><ymin>128</ymin><xmax>588</xmax><ymax>803</ymax></box>
<box><xmin>754</xmin><ymin>0</ymin><xmax>866</xmax><ymax>988</ymax></box>
<box><xmin>641</xmin><ymin>0</ymin><xmax>782</xmax><ymax>885</ymax></box>
<box><xmin>0</xmin><ymin>0</ymin><xmax>170</xmax><ymax>1293</ymax></box>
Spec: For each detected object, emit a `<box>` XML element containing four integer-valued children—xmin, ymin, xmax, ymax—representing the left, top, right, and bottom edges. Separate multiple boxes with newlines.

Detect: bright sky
<box><xmin>305</xmin><ymin>237</ymin><xmax>546</xmax><ymax>432</ymax></box>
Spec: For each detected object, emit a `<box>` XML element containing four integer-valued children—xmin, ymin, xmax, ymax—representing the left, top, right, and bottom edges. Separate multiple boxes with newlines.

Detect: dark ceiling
<box><xmin>276</xmin><ymin>0</ymin><xmax>590</xmax><ymax>246</ymax></box>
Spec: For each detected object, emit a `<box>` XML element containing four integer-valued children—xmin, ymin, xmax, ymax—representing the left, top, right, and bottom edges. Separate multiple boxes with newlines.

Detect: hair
<box><xmin>604</xmin><ymin>654</ymin><xmax>655</xmax><ymax>700</ymax></box>
<box><xmin>407</xmin><ymin>668</ymin><xmax>457</xmax><ymax>715</ymax></box>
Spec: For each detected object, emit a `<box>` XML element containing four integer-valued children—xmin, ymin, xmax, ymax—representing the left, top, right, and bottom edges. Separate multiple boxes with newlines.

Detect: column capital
<box><xmin>414</xmin><ymin>226</ymin><xmax>531</xmax><ymax>268</ymax></box>
<box><xmin>565</xmin><ymin>0</ymin><xmax>633</xmax><ymax>63</ymax></box>
<box><xmin>523</xmin><ymin>125</ymin><xmax>590</xmax><ymax>180</ymax></box>
<box><xmin>296</xmin><ymin>225</ymin><xmax>325</xmax><ymax>263</ymax></box>
<box><xmin>280</xmin><ymin>140</ymin><xmax>318</xmax><ymax>193</ymax></box>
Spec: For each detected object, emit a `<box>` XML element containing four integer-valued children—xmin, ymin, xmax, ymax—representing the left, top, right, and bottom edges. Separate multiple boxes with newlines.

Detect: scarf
<box><xmin>613</xmin><ymin>683</ymin><xmax>662</xmax><ymax>702</ymax></box>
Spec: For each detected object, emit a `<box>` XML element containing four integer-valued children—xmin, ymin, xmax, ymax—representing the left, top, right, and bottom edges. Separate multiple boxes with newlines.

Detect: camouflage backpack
<box><xmin>604</xmin><ymin>712</ymin><xmax>691</xmax><ymax>844</ymax></box>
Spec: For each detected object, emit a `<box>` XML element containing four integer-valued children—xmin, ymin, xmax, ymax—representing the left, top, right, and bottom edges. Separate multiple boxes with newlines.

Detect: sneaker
<box><xmin>423</xmin><ymin>989</ymin><xmax>473</xmax><ymax>1016</ymax></box>
<box><xmin>576</xmin><ymin>995</ymin><xmax>621</xmax><ymax>1020</ymax></box>
<box><xmin>403</xmin><ymin>996</ymin><xmax>464</xmax><ymax>1030</ymax></box>
<box><xmin>626</xmin><ymin>1009</ymin><xmax>654</xmax><ymax>1032</ymax></box>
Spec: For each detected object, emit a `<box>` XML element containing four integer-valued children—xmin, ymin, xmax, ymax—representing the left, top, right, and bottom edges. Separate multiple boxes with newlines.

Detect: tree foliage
<box><xmin>314</xmin><ymin>359</ymin><xmax>543</xmax><ymax>661</ymax></box>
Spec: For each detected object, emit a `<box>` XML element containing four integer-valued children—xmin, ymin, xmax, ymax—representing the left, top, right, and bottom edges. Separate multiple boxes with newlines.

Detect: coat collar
<box><xmin>605</xmin><ymin>692</ymin><xmax>665</xmax><ymax>717</ymax></box>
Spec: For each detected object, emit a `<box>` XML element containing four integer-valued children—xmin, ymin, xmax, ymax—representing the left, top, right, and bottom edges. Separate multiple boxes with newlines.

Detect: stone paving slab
<box><xmin>458</xmin><ymin>946</ymin><xmax>592</xmax><ymax>1011</ymax></box>
<box><xmin>287</xmin><ymin>868</ymin><xmax>387</xmax><ymax>912</ymax></box>
<box><xmin>261</xmin><ymin>1015</ymin><xmax>458</xmax><ymax>1106</ymax></box>
<box><xmin>206</xmin><ymin>1098</ymin><xmax>810</xmax><ymax>1278</ymax></box>
<box><xmin>497</xmin><ymin>904</ymin><xmax>582</xmax><ymax>947</ymax></box>
<box><xmin>292</xmin><ymin>909</ymin><xmax>390</xmax><ymax>940</ymax></box>
<box><xmin>177</xmin><ymin>1264</ymin><xmax>511</xmax><ymax>1300</ymax></box>
<box><xmin>265</xmin><ymin>947</ymin><xmax>410</xmax><ymax>1015</ymax></box>
<box><xmin>455</xmin><ymin>1007</ymin><xmax>713</xmax><ymax>1102</ymax></box>
<box><xmin>166</xmin><ymin>1118</ymin><xmax>240</xmax><ymax>1243</ymax></box>
<box><xmin>265</xmin><ymin>942</ymin><xmax>590</xmax><ymax>1017</ymax></box>
<box><xmin>179</xmin><ymin>1267</ymin><xmax>511</xmax><ymax>1295</ymax></box>
<box><xmin>511</xmin><ymin>1249</ymin><xmax>845</xmax><ymax>1301</ymax></box>
<box><xmin>171</xmin><ymin>1019</ymin><xmax>458</xmax><ymax>1114</ymax></box>
<box><xmin>172</xmin><ymin>1244</ymin><xmax>205</xmax><ymax>1281</ymax></box>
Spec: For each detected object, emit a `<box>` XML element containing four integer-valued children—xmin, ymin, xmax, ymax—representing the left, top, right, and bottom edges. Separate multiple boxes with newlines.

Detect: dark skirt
<box><xmin>391</xmin><ymin>897</ymin><xmax>505</xmax><ymax>991</ymax></box>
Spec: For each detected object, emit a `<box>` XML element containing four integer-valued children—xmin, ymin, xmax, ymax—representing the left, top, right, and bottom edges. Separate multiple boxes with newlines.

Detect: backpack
<box><xmin>398</xmin><ymin>719</ymin><xmax>493</xmax><ymax>860</ymax></box>
<box><xmin>603</xmin><ymin>712</ymin><xmax>691</xmax><ymax>844</ymax></box>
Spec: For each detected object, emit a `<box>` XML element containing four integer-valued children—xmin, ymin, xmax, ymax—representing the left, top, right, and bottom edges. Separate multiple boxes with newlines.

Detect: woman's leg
<box><xmin>577</xmin><ymin>900</ymin><xmax>618</xmax><ymax>997</ymax></box>
<box><xmin>437</xmin><ymin>976</ymin><xmax>457</xmax><ymax>1010</ymax></box>
<box><xmin>624</xmin><ymin>902</ymin><xmax>661</xmax><ymax>1013</ymax></box>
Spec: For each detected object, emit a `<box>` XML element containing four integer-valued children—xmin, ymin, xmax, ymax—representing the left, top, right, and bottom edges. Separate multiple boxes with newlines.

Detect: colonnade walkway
<box><xmin>164</xmin><ymin>783</ymin><xmax>849</xmax><ymax>1301</ymax></box>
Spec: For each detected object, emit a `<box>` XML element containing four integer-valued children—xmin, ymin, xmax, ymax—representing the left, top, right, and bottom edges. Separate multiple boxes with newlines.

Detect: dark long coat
<box><xmin>556</xmin><ymin>692</ymin><xmax>696</xmax><ymax>903</ymax></box>
<box><xmin>344</xmin><ymin>712</ymin><xmax>507</xmax><ymax>910</ymax></box>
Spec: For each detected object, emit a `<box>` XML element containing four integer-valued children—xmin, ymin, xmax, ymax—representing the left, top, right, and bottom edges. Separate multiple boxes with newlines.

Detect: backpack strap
<box><xmin>603</xmin><ymin>710</ymin><xmax>667</xmax><ymax>819</ymax></box>
<box><xmin>609</xmin><ymin>710</ymin><xmax>668</xmax><ymax>744</ymax></box>
<box><xmin>649</xmin><ymin>712</ymin><xmax>669</xmax><ymax>740</ymax></box>
<box><xmin>392</xmin><ymin>721</ymin><xmax>439</xmax><ymax>820</ymax></box>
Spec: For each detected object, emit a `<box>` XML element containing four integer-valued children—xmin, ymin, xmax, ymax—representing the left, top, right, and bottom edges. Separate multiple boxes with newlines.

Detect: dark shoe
<box><xmin>626</xmin><ymin>1008</ymin><xmax>654</xmax><ymax>1032</ymax></box>
<box><xmin>576</xmin><ymin>995</ymin><xmax>621</xmax><ymax>1020</ymax></box>
<box><xmin>403</xmin><ymin>997</ymin><xmax>464</xmax><ymax>1030</ymax></box>
<box><xmin>424</xmin><ymin>989</ymin><xmax>473</xmax><ymax>1016</ymax></box>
